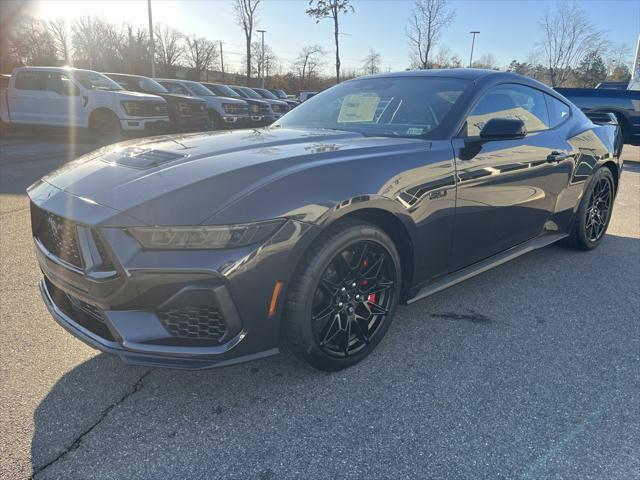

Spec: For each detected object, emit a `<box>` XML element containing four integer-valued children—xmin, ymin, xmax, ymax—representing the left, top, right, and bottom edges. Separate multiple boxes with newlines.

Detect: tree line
<box><xmin>0</xmin><ymin>0</ymin><xmax>633</xmax><ymax>94</ymax></box>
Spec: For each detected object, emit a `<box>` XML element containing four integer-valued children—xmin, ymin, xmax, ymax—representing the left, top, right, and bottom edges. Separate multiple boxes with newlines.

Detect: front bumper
<box><xmin>28</xmin><ymin>183</ymin><xmax>318</xmax><ymax>369</ymax></box>
<box><xmin>120</xmin><ymin>116</ymin><xmax>170</xmax><ymax>133</ymax></box>
<box><xmin>221</xmin><ymin>114</ymin><xmax>250</xmax><ymax>126</ymax></box>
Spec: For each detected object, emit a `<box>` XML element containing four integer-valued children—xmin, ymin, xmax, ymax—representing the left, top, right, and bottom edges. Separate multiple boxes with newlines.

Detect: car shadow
<box><xmin>30</xmin><ymin>232</ymin><xmax>639</xmax><ymax>478</ymax></box>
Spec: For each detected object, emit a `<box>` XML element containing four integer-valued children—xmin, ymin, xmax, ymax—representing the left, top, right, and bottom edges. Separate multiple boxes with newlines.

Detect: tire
<box><xmin>566</xmin><ymin>167</ymin><xmax>615</xmax><ymax>251</ymax></box>
<box><xmin>283</xmin><ymin>219</ymin><xmax>402</xmax><ymax>371</ymax></box>
<box><xmin>90</xmin><ymin>110</ymin><xmax>122</xmax><ymax>144</ymax></box>
<box><xmin>206</xmin><ymin>110</ymin><xmax>218</xmax><ymax>131</ymax></box>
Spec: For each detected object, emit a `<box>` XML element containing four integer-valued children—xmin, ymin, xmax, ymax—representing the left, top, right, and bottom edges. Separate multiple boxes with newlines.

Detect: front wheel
<box><xmin>90</xmin><ymin>110</ymin><xmax>122</xmax><ymax>144</ymax></box>
<box><xmin>283</xmin><ymin>220</ymin><xmax>401</xmax><ymax>371</ymax></box>
<box><xmin>567</xmin><ymin>167</ymin><xmax>615</xmax><ymax>250</ymax></box>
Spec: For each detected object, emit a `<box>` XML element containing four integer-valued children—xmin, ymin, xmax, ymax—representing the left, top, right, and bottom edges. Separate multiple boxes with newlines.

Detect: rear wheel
<box><xmin>284</xmin><ymin>220</ymin><xmax>401</xmax><ymax>371</ymax></box>
<box><xmin>90</xmin><ymin>110</ymin><xmax>121</xmax><ymax>144</ymax></box>
<box><xmin>567</xmin><ymin>167</ymin><xmax>615</xmax><ymax>250</ymax></box>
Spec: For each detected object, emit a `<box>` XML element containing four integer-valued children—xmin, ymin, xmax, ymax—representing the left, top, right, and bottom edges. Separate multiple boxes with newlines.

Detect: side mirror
<box><xmin>479</xmin><ymin>118</ymin><xmax>526</xmax><ymax>141</ymax></box>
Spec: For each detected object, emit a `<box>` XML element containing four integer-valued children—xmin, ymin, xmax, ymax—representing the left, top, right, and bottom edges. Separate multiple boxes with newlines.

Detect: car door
<box><xmin>42</xmin><ymin>72</ymin><xmax>83</xmax><ymax>126</ymax></box>
<box><xmin>450</xmin><ymin>83</ymin><xmax>569</xmax><ymax>271</ymax></box>
<box><xmin>9</xmin><ymin>71</ymin><xmax>48</xmax><ymax>124</ymax></box>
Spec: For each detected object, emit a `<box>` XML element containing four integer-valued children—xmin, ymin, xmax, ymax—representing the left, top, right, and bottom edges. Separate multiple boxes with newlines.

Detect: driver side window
<box><xmin>466</xmin><ymin>84</ymin><xmax>550</xmax><ymax>136</ymax></box>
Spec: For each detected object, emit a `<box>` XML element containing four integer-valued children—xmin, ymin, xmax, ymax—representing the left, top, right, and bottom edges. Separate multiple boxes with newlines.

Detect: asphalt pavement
<box><xmin>1</xmin><ymin>139</ymin><xmax>639</xmax><ymax>480</ymax></box>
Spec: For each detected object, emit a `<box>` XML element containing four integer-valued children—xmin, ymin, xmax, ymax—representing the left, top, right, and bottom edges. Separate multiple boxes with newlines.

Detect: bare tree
<box><xmin>48</xmin><ymin>18</ymin><xmax>70</xmax><ymax>64</ymax></box>
<box><xmin>538</xmin><ymin>3</ymin><xmax>608</xmax><ymax>87</ymax></box>
<box><xmin>248</xmin><ymin>41</ymin><xmax>278</xmax><ymax>80</ymax></box>
<box><xmin>11</xmin><ymin>16</ymin><xmax>57</xmax><ymax>66</ymax></box>
<box><xmin>471</xmin><ymin>53</ymin><xmax>498</xmax><ymax>70</ymax></box>
<box><xmin>154</xmin><ymin>24</ymin><xmax>184</xmax><ymax>77</ymax></box>
<box><xmin>294</xmin><ymin>44</ymin><xmax>326</xmax><ymax>88</ymax></box>
<box><xmin>306</xmin><ymin>0</ymin><xmax>354</xmax><ymax>84</ymax></box>
<box><xmin>406</xmin><ymin>0</ymin><xmax>455</xmax><ymax>69</ymax></box>
<box><xmin>362</xmin><ymin>48</ymin><xmax>381</xmax><ymax>75</ymax></box>
<box><xmin>234</xmin><ymin>0</ymin><xmax>260</xmax><ymax>86</ymax></box>
<box><xmin>72</xmin><ymin>16</ymin><xmax>115</xmax><ymax>69</ymax></box>
<box><xmin>605</xmin><ymin>42</ymin><xmax>632</xmax><ymax>75</ymax></box>
<box><xmin>185</xmin><ymin>36</ymin><xmax>218</xmax><ymax>80</ymax></box>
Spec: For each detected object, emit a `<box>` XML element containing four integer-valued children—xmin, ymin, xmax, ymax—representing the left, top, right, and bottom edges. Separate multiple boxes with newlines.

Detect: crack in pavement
<box><xmin>31</xmin><ymin>368</ymin><xmax>154</xmax><ymax>478</ymax></box>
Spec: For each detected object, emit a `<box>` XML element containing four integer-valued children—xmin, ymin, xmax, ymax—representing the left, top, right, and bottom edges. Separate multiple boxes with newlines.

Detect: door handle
<box><xmin>547</xmin><ymin>151</ymin><xmax>569</xmax><ymax>163</ymax></box>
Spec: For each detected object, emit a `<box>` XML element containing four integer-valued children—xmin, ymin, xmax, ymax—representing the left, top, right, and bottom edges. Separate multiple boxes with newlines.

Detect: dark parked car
<box><xmin>229</xmin><ymin>85</ymin><xmax>285</xmax><ymax>121</ymax></box>
<box><xmin>256</xmin><ymin>87</ymin><xmax>298</xmax><ymax>109</ymax></box>
<box><xmin>201</xmin><ymin>82</ymin><xmax>270</xmax><ymax>127</ymax></box>
<box><xmin>30</xmin><ymin>69</ymin><xmax>622</xmax><ymax>371</ymax></box>
<box><xmin>270</xmin><ymin>88</ymin><xmax>298</xmax><ymax>104</ymax></box>
<box><xmin>595</xmin><ymin>81</ymin><xmax>628</xmax><ymax>90</ymax></box>
<box><xmin>105</xmin><ymin>73</ymin><xmax>209</xmax><ymax>132</ymax></box>
<box><xmin>556</xmin><ymin>86</ymin><xmax>640</xmax><ymax>145</ymax></box>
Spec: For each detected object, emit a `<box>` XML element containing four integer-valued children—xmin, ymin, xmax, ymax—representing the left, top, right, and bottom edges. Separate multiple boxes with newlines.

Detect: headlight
<box><xmin>128</xmin><ymin>219</ymin><xmax>285</xmax><ymax>250</ymax></box>
<box><xmin>121</xmin><ymin>101</ymin><xmax>146</xmax><ymax>116</ymax></box>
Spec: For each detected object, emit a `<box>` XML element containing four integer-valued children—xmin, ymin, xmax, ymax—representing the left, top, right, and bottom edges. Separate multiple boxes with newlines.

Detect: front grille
<box><xmin>224</xmin><ymin>104</ymin><xmax>249</xmax><ymax>115</ymax></box>
<box><xmin>271</xmin><ymin>104</ymin><xmax>286</xmax><ymax>113</ymax></box>
<box><xmin>157</xmin><ymin>305</ymin><xmax>227</xmax><ymax>342</ymax></box>
<box><xmin>257</xmin><ymin>104</ymin><xmax>270</xmax><ymax>114</ymax></box>
<box><xmin>36</xmin><ymin>211</ymin><xmax>83</xmax><ymax>269</ymax></box>
<box><xmin>130</xmin><ymin>102</ymin><xmax>168</xmax><ymax>116</ymax></box>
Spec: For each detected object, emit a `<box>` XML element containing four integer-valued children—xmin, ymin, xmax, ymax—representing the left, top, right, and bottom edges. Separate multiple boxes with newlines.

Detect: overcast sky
<box><xmin>19</xmin><ymin>0</ymin><xmax>640</xmax><ymax>73</ymax></box>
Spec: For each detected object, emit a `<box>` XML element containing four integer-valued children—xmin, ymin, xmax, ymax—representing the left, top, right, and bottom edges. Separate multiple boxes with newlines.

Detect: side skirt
<box><xmin>407</xmin><ymin>233</ymin><xmax>568</xmax><ymax>304</ymax></box>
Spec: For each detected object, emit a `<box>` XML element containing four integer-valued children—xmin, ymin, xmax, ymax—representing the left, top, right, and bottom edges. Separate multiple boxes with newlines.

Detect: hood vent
<box><xmin>102</xmin><ymin>147</ymin><xmax>187</xmax><ymax>169</ymax></box>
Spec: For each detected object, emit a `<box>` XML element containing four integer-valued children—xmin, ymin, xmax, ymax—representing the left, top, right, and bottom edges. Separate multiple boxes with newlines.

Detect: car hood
<box><xmin>39</xmin><ymin>127</ymin><xmax>426</xmax><ymax>226</ymax></box>
<box><xmin>156</xmin><ymin>92</ymin><xmax>205</xmax><ymax>104</ymax></box>
<box><xmin>102</xmin><ymin>90</ymin><xmax>165</xmax><ymax>102</ymax></box>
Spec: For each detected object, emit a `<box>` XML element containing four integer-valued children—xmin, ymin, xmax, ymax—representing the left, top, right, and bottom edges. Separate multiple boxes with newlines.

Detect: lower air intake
<box><xmin>157</xmin><ymin>305</ymin><xmax>227</xmax><ymax>342</ymax></box>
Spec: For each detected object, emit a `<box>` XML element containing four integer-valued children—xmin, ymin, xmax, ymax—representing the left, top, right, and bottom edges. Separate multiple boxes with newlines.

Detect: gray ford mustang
<box><xmin>29</xmin><ymin>69</ymin><xmax>623</xmax><ymax>371</ymax></box>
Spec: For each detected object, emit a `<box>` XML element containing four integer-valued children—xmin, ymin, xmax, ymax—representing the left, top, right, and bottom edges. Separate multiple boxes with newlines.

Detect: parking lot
<box><xmin>1</xmin><ymin>138</ymin><xmax>639</xmax><ymax>479</ymax></box>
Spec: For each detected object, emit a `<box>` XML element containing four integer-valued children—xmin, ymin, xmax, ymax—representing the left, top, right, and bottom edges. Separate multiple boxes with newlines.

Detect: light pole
<box><xmin>257</xmin><ymin>29</ymin><xmax>266</xmax><ymax>88</ymax></box>
<box><xmin>147</xmin><ymin>0</ymin><xmax>156</xmax><ymax>77</ymax></box>
<box><xmin>469</xmin><ymin>31</ymin><xmax>479</xmax><ymax>68</ymax></box>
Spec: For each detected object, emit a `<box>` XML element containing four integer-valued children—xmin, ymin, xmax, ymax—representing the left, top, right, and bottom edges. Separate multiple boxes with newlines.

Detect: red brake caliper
<box><xmin>360</xmin><ymin>258</ymin><xmax>375</xmax><ymax>303</ymax></box>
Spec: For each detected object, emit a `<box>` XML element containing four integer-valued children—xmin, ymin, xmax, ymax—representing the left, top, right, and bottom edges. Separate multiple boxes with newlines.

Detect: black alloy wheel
<box><xmin>312</xmin><ymin>241</ymin><xmax>395</xmax><ymax>358</ymax></box>
<box><xmin>284</xmin><ymin>220</ymin><xmax>401</xmax><ymax>371</ymax></box>
<box><xmin>567</xmin><ymin>167</ymin><xmax>615</xmax><ymax>250</ymax></box>
<box><xmin>585</xmin><ymin>176</ymin><xmax>612</xmax><ymax>242</ymax></box>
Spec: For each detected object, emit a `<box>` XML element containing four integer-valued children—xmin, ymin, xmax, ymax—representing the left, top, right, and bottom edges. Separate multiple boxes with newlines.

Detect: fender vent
<box><xmin>103</xmin><ymin>147</ymin><xmax>186</xmax><ymax>169</ymax></box>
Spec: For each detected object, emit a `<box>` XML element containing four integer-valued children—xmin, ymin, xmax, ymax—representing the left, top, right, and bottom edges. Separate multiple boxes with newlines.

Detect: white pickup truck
<box><xmin>0</xmin><ymin>67</ymin><xmax>170</xmax><ymax>140</ymax></box>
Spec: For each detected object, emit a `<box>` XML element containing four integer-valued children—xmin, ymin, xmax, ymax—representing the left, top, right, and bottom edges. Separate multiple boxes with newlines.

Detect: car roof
<box><xmin>367</xmin><ymin>68</ymin><xmax>497</xmax><ymax>81</ymax></box>
<box><xmin>13</xmin><ymin>66</ymin><xmax>99</xmax><ymax>74</ymax></box>
<box><xmin>104</xmin><ymin>72</ymin><xmax>144</xmax><ymax>79</ymax></box>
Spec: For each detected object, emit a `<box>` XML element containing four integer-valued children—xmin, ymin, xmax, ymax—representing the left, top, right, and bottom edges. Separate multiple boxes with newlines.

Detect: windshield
<box><xmin>239</xmin><ymin>87</ymin><xmax>263</xmax><ymax>99</ymax></box>
<box><xmin>277</xmin><ymin>76</ymin><xmax>470</xmax><ymax>139</ymax></box>
<box><xmin>210</xmin><ymin>84</ymin><xmax>241</xmax><ymax>98</ymax></box>
<box><xmin>186</xmin><ymin>82</ymin><xmax>215</xmax><ymax>96</ymax></box>
<box><xmin>137</xmin><ymin>78</ymin><xmax>168</xmax><ymax>94</ymax></box>
<box><xmin>72</xmin><ymin>71</ymin><xmax>122</xmax><ymax>91</ymax></box>
<box><xmin>273</xmin><ymin>89</ymin><xmax>287</xmax><ymax>99</ymax></box>
<box><xmin>256</xmin><ymin>88</ymin><xmax>278</xmax><ymax>100</ymax></box>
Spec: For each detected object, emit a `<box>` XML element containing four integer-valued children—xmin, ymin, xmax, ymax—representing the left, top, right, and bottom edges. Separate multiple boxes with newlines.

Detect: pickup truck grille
<box><xmin>271</xmin><ymin>104</ymin><xmax>287</xmax><ymax>114</ymax></box>
<box><xmin>127</xmin><ymin>101</ymin><xmax>168</xmax><ymax>117</ymax></box>
<box><xmin>223</xmin><ymin>104</ymin><xmax>249</xmax><ymax>115</ymax></box>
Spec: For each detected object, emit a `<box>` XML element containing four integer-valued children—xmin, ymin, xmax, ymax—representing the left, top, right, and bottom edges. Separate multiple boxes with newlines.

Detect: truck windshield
<box><xmin>273</xmin><ymin>89</ymin><xmax>287</xmax><ymax>99</ymax></box>
<box><xmin>239</xmin><ymin>87</ymin><xmax>263</xmax><ymax>99</ymax></box>
<box><xmin>209</xmin><ymin>84</ymin><xmax>242</xmax><ymax>98</ymax></box>
<box><xmin>276</xmin><ymin>76</ymin><xmax>470</xmax><ymax>139</ymax></box>
<box><xmin>73</xmin><ymin>71</ymin><xmax>122</xmax><ymax>91</ymax></box>
<box><xmin>187</xmin><ymin>82</ymin><xmax>215</xmax><ymax>96</ymax></box>
<box><xmin>256</xmin><ymin>89</ymin><xmax>279</xmax><ymax>100</ymax></box>
<box><xmin>137</xmin><ymin>78</ymin><xmax>168</xmax><ymax>94</ymax></box>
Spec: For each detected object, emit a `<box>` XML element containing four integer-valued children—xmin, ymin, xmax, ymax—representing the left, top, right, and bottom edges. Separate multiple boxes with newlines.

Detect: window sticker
<box><xmin>406</xmin><ymin>127</ymin><xmax>425</xmax><ymax>136</ymax></box>
<box><xmin>337</xmin><ymin>93</ymin><xmax>380</xmax><ymax>123</ymax></box>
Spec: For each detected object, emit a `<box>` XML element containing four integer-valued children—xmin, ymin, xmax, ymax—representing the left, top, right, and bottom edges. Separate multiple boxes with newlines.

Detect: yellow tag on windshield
<box><xmin>338</xmin><ymin>94</ymin><xmax>380</xmax><ymax>123</ymax></box>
